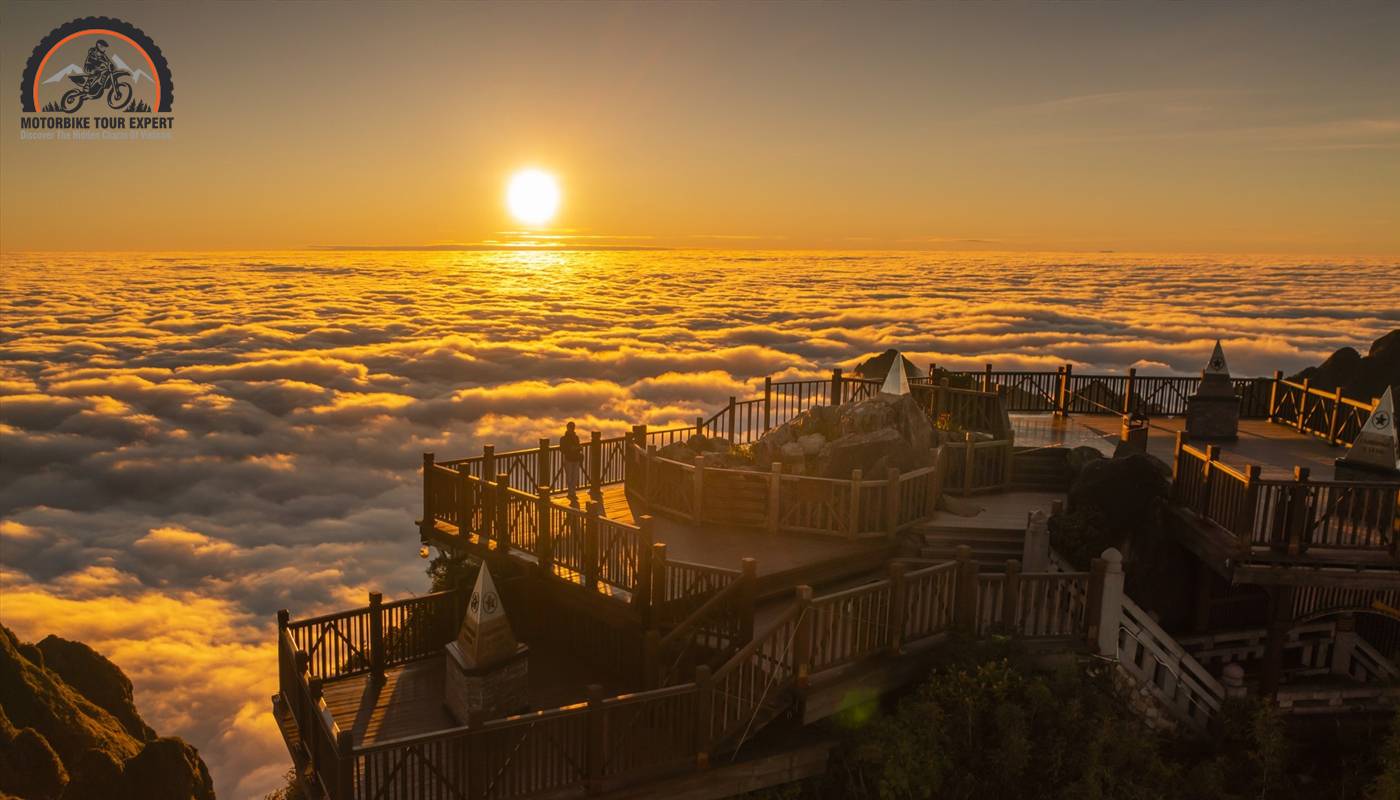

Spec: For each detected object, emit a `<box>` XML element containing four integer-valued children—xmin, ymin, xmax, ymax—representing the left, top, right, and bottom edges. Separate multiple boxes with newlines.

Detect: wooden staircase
<box><xmin>1010</xmin><ymin>447</ymin><xmax>1069</xmax><ymax>491</ymax></box>
<box><xmin>917</xmin><ymin>525</ymin><xmax>1024</xmax><ymax>568</ymax></box>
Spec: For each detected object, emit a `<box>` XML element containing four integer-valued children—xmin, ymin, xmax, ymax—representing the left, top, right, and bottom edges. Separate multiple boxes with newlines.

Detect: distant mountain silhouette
<box><xmin>1288</xmin><ymin>329</ymin><xmax>1400</xmax><ymax>404</ymax></box>
<box><xmin>0</xmin><ymin>625</ymin><xmax>214</xmax><ymax>800</ymax></box>
<box><xmin>853</xmin><ymin>348</ymin><xmax>920</xmax><ymax>381</ymax></box>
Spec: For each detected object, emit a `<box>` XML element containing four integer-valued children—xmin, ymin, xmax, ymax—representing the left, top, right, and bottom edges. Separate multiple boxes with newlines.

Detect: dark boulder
<box><xmin>0</xmin><ymin>706</ymin><xmax>68</xmax><ymax>800</ymax></box>
<box><xmin>1289</xmin><ymin>328</ymin><xmax>1400</xmax><ymax>404</ymax></box>
<box><xmin>37</xmin><ymin>636</ymin><xmax>155</xmax><ymax>742</ymax></box>
<box><xmin>121</xmin><ymin>738</ymin><xmax>216</xmax><ymax>800</ymax></box>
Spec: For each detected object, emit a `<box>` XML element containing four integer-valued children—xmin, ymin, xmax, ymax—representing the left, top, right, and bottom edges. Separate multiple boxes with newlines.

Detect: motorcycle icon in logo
<box><xmin>59</xmin><ymin>39</ymin><xmax>133</xmax><ymax>113</ymax></box>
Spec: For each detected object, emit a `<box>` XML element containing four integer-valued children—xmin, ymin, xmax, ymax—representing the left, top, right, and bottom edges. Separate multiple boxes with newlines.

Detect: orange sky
<box><xmin>2</xmin><ymin>1</ymin><xmax>1398</xmax><ymax>253</ymax></box>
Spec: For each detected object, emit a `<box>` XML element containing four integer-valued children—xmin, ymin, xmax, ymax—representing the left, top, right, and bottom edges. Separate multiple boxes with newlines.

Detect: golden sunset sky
<box><xmin>2</xmin><ymin>1</ymin><xmax>1398</xmax><ymax>253</ymax></box>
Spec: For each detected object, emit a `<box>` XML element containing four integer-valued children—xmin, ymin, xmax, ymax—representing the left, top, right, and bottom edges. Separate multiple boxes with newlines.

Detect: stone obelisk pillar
<box><xmin>1185</xmin><ymin>340</ymin><xmax>1240</xmax><ymax>441</ymax></box>
<box><xmin>1335</xmin><ymin>387</ymin><xmax>1399</xmax><ymax>481</ymax></box>
<box><xmin>444</xmin><ymin>562</ymin><xmax>530</xmax><ymax>725</ymax></box>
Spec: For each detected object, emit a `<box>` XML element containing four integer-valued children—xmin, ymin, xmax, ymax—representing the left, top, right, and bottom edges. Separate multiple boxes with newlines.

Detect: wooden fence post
<box><xmin>886</xmin><ymin>467</ymin><xmax>902</xmax><ymax>534</ymax></box>
<box><xmin>1268</xmin><ymin>370</ymin><xmax>1283</xmax><ymax>422</ymax></box>
<box><xmin>696</xmin><ymin>415</ymin><xmax>704</xmax><ymax>437</ymax></box>
<box><xmin>368</xmin><ymin>590</ymin><xmax>384</xmax><ymax>684</ymax></box>
<box><xmin>794</xmin><ymin>585</ymin><xmax>814</xmax><ymax>690</ymax></box>
<box><xmin>586</xmin><ymin>683</ymin><xmax>605</xmax><ymax>793</ymax></box>
<box><xmin>1286</xmin><ymin>467</ymin><xmax>1311</xmax><ymax>556</ymax></box>
<box><xmin>928</xmin><ymin>448</ymin><xmax>945</xmax><ymax>516</ymax></box>
<box><xmin>694</xmin><ymin>665</ymin><xmax>713</xmax><ymax>769</ymax></box>
<box><xmin>739</xmin><ymin>558</ymin><xmax>757</xmax><ymax>645</ymax></box>
<box><xmin>767</xmin><ymin>463</ymin><xmax>783</xmax><ymax>534</ymax></box>
<box><xmin>1197</xmin><ymin>445</ymin><xmax>1220</xmax><ymax>518</ymax></box>
<box><xmin>693</xmin><ymin>455</ymin><xmax>706</xmax><ymax>523</ymax></box>
<box><xmin>421</xmin><ymin>452</ymin><xmax>435</xmax><ymax>533</ymax></box>
<box><xmin>589</xmin><ymin>431</ymin><xmax>603</xmax><ymax>498</ymax></box>
<box><xmin>726</xmin><ymin>396</ymin><xmax>737</xmax><ymax>443</ymax></box>
<box><xmin>1327</xmin><ymin>387</ymin><xmax>1344</xmax><ymax>445</ymax></box>
<box><xmin>954</xmin><ymin>545</ymin><xmax>977</xmax><ymax>635</ymax></box>
<box><xmin>481</xmin><ymin>446</ymin><xmax>496</xmax><ymax>544</ymax></box>
<box><xmin>458</xmin><ymin>470</ymin><xmax>473</xmax><ymax>538</ymax></box>
<box><xmin>645</xmin><ymin>445</ymin><xmax>658</xmax><ymax>505</ymax></box>
<box><xmin>482</xmin><ymin>445</ymin><xmax>495</xmax><ymax>481</ymax></box>
<box><xmin>1297</xmin><ymin>378</ymin><xmax>1311</xmax><ymax>432</ymax></box>
<box><xmin>983</xmin><ymin>363</ymin><xmax>993</xmax><ymax>392</ymax></box>
<box><xmin>999</xmin><ymin>560</ymin><xmax>1022</xmax><ymax>634</ymax></box>
<box><xmin>636</xmin><ymin>515</ymin><xmax>655</xmax><ymax>621</ymax></box>
<box><xmin>831</xmin><ymin>368</ymin><xmax>844</xmax><ymax>405</ymax></box>
<box><xmin>537</xmin><ymin>485</ymin><xmax>554</xmax><ymax>574</ymax></box>
<box><xmin>763</xmin><ymin>376</ymin><xmax>773</xmax><ymax>433</ymax></box>
<box><xmin>1239</xmin><ymin>465</ymin><xmax>1261</xmax><ymax>548</ymax></box>
<box><xmin>1092</xmin><ymin>549</ymin><xmax>1124</xmax><ymax>658</ymax></box>
<box><xmin>336</xmin><ymin>730</ymin><xmax>354</xmax><ymax>800</ymax></box>
<box><xmin>1054</xmin><ymin>366</ymin><xmax>1067</xmax><ymax>417</ymax></box>
<box><xmin>849</xmin><ymin>469</ymin><xmax>863</xmax><ymax>538</ymax></box>
<box><xmin>1171</xmin><ymin>430</ymin><xmax>1186</xmax><ymax>485</ymax></box>
<box><xmin>651</xmin><ymin>543</ymin><xmax>669</xmax><ymax>610</ymax></box>
<box><xmin>962</xmin><ymin>432</ymin><xmax>976</xmax><ymax>496</ymax></box>
<box><xmin>1124</xmin><ymin>367</ymin><xmax>1137</xmax><ymax>414</ymax></box>
<box><xmin>538</xmin><ymin>437</ymin><xmax>552</xmax><ymax>491</ymax></box>
<box><xmin>584</xmin><ymin>501</ymin><xmax>601</xmax><ymax>590</ymax></box>
<box><xmin>887</xmin><ymin>561</ymin><xmax>907</xmax><ymax>654</ymax></box>
<box><xmin>495</xmin><ymin>472</ymin><xmax>510</xmax><ymax>551</ymax></box>
<box><xmin>1085</xmin><ymin>556</ymin><xmax>1106</xmax><ymax>647</ymax></box>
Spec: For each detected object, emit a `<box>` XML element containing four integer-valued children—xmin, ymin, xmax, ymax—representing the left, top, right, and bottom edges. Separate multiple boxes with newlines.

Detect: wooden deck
<box><xmin>1013</xmin><ymin>413</ymin><xmax>1351</xmax><ymax>479</ymax></box>
<box><xmin>322</xmin><ymin>646</ymin><xmax>626</xmax><ymax>747</ymax></box>
<box><xmin>561</xmin><ymin>484</ymin><xmax>894</xmax><ymax>585</ymax></box>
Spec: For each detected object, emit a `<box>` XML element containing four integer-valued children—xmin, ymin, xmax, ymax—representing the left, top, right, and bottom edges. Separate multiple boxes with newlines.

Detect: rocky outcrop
<box><xmin>752</xmin><ymin>393</ymin><xmax>937</xmax><ymax>478</ymax></box>
<box><xmin>0</xmin><ymin>625</ymin><xmax>215</xmax><ymax>800</ymax></box>
<box><xmin>852</xmin><ymin>349</ymin><xmax>921</xmax><ymax>382</ymax></box>
<box><xmin>36</xmin><ymin>636</ymin><xmax>155</xmax><ymax>742</ymax></box>
<box><xmin>1289</xmin><ymin>328</ymin><xmax>1400</xmax><ymax>403</ymax></box>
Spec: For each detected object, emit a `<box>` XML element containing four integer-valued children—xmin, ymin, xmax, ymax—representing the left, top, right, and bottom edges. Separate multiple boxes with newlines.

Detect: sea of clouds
<box><xmin>1</xmin><ymin>249</ymin><xmax>1396</xmax><ymax>797</ymax></box>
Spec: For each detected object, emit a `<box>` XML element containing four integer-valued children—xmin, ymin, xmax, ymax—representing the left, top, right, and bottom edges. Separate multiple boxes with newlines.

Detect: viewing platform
<box><xmin>273</xmin><ymin>356</ymin><xmax>1398</xmax><ymax>800</ymax></box>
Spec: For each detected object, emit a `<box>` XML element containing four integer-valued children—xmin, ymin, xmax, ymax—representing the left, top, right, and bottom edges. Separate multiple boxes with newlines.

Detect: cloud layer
<box><xmin>2</xmin><ymin>249</ymin><xmax>1396</xmax><ymax>797</ymax></box>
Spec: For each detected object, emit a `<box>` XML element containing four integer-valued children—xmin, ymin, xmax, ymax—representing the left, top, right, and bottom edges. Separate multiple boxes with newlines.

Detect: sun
<box><xmin>506</xmin><ymin>169</ymin><xmax>561</xmax><ymax>226</ymax></box>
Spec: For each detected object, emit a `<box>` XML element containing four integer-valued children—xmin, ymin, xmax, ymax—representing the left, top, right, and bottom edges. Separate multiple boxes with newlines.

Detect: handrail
<box><xmin>658</xmin><ymin>573</ymin><xmax>749</xmax><ymax>652</ymax></box>
<box><xmin>711</xmin><ymin>603</ymin><xmax>803</xmax><ymax>682</ymax></box>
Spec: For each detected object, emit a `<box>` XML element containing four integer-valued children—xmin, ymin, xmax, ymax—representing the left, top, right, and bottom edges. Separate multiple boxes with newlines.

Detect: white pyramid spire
<box><xmin>456</xmin><ymin>561</ymin><xmax>518</xmax><ymax>667</ymax></box>
<box><xmin>1342</xmin><ymin>387</ymin><xmax>1399</xmax><ymax>472</ymax></box>
<box><xmin>880</xmin><ymin>352</ymin><xmax>910</xmax><ymax>396</ymax></box>
<box><xmin>1204</xmin><ymin>340</ymin><xmax>1230</xmax><ymax>377</ymax></box>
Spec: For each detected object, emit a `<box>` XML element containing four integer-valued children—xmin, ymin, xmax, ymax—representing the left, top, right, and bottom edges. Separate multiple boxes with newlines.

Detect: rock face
<box><xmin>753</xmin><ymin>393</ymin><xmax>936</xmax><ymax>478</ymax></box>
<box><xmin>0</xmin><ymin>625</ymin><xmax>215</xmax><ymax>800</ymax></box>
<box><xmin>1290</xmin><ymin>328</ymin><xmax>1400</xmax><ymax>404</ymax></box>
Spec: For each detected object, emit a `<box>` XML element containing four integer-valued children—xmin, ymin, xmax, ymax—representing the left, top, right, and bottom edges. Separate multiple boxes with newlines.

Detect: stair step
<box><xmin>922</xmin><ymin>533</ymin><xmax>1024</xmax><ymax>547</ymax></box>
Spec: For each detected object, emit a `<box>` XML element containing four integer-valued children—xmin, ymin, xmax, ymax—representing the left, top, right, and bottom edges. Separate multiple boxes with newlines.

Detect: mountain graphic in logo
<box><xmin>41</xmin><ymin>54</ymin><xmax>152</xmax><ymax>87</ymax></box>
<box><xmin>19</xmin><ymin>16</ymin><xmax>173</xmax><ymax>113</ymax></box>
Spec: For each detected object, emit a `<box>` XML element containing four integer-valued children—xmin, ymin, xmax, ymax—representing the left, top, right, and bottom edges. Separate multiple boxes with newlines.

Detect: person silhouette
<box><xmin>82</xmin><ymin>39</ymin><xmax>115</xmax><ymax>96</ymax></box>
<box><xmin>559</xmin><ymin>422</ymin><xmax>583</xmax><ymax>503</ymax></box>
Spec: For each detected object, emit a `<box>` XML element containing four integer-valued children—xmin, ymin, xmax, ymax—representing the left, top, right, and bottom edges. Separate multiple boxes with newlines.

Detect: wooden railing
<box><xmin>972</xmin><ymin>564</ymin><xmax>1090</xmax><ymax>640</ymax></box>
<box><xmin>439</xmin><ymin>430</ymin><xmax>632</xmax><ymax>498</ymax></box>
<box><xmin>940</xmin><ymin>364</ymin><xmax>1274</xmax><ymax>418</ymax></box>
<box><xmin>1171</xmin><ymin>439</ymin><xmax>1399</xmax><ymax>558</ymax></box>
<box><xmin>1116</xmin><ymin>595</ymin><xmax>1225</xmax><ymax>731</ymax></box>
<box><xmin>422</xmin><ymin>467</ymin><xmax>655</xmax><ymax>604</ymax></box>
<box><xmin>1266</xmin><ymin>374</ymin><xmax>1380</xmax><ymax>446</ymax></box>
<box><xmin>940</xmin><ymin>436</ymin><xmax>1013</xmax><ymax>495</ymax></box>
<box><xmin>278</xmin><ymin>549</ymin><xmax>1104</xmax><ymax>799</ymax></box>
<box><xmin>630</xmin><ymin>442</ymin><xmax>944</xmax><ymax>539</ymax></box>
<box><xmin>648</xmin><ymin>559</ymin><xmax>756</xmax><ymax>688</ymax></box>
<box><xmin>284</xmin><ymin>590</ymin><xmax>465</xmax><ymax>683</ymax></box>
